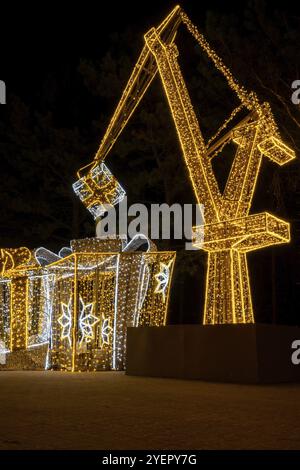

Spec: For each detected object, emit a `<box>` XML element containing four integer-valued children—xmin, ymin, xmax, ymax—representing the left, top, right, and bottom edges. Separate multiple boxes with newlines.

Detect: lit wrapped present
<box><xmin>72</xmin><ymin>163</ymin><xmax>126</xmax><ymax>220</ymax></box>
<box><xmin>47</xmin><ymin>236</ymin><xmax>175</xmax><ymax>371</ymax></box>
<box><xmin>0</xmin><ymin>237</ymin><xmax>175</xmax><ymax>372</ymax></box>
<box><xmin>0</xmin><ymin>248</ymin><xmax>50</xmax><ymax>369</ymax></box>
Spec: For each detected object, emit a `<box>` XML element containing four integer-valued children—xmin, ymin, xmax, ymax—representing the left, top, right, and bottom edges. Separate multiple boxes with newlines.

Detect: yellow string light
<box><xmin>72</xmin><ymin>5</ymin><xmax>295</xmax><ymax>326</ymax></box>
<box><xmin>0</xmin><ymin>5</ymin><xmax>295</xmax><ymax>372</ymax></box>
<box><xmin>47</xmin><ymin>247</ymin><xmax>175</xmax><ymax>372</ymax></box>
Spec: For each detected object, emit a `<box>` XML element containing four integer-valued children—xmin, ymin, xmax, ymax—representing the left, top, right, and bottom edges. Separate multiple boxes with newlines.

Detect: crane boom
<box><xmin>144</xmin><ymin>26</ymin><xmax>221</xmax><ymax>222</ymax></box>
<box><xmin>74</xmin><ymin>5</ymin><xmax>294</xmax><ymax>227</ymax></box>
<box><xmin>72</xmin><ymin>5</ymin><xmax>295</xmax><ymax>328</ymax></box>
<box><xmin>78</xmin><ymin>5</ymin><xmax>182</xmax><ymax>178</ymax></box>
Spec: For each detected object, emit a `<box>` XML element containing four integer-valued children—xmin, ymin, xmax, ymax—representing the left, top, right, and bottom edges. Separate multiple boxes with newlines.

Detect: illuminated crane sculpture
<box><xmin>73</xmin><ymin>6</ymin><xmax>295</xmax><ymax>325</ymax></box>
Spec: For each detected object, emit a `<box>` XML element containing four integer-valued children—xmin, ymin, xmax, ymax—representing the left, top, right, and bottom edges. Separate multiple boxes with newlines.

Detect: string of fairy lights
<box><xmin>0</xmin><ymin>5</ymin><xmax>295</xmax><ymax>370</ymax></box>
<box><xmin>72</xmin><ymin>5</ymin><xmax>295</xmax><ymax>326</ymax></box>
<box><xmin>0</xmin><ymin>239</ymin><xmax>175</xmax><ymax>371</ymax></box>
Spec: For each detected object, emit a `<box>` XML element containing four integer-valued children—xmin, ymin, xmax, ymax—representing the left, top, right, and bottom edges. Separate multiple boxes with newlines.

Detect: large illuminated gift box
<box><xmin>48</xmin><ymin>237</ymin><xmax>175</xmax><ymax>372</ymax></box>
<box><xmin>0</xmin><ymin>247</ymin><xmax>50</xmax><ymax>369</ymax></box>
<box><xmin>0</xmin><ymin>238</ymin><xmax>175</xmax><ymax>372</ymax></box>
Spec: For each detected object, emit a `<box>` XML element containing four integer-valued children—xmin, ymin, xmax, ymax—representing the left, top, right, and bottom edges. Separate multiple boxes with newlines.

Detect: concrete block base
<box><xmin>126</xmin><ymin>324</ymin><xmax>300</xmax><ymax>383</ymax></box>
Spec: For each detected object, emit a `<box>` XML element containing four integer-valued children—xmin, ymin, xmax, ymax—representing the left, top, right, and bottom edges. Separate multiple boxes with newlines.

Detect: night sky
<box><xmin>0</xmin><ymin>0</ymin><xmax>259</xmax><ymax>112</ymax></box>
<box><xmin>0</xmin><ymin>0</ymin><xmax>299</xmax><ymax>325</ymax></box>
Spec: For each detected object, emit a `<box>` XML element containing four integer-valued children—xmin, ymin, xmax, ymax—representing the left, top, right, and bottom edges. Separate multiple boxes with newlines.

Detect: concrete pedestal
<box><xmin>126</xmin><ymin>324</ymin><xmax>300</xmax><ymax>383</ymax></box>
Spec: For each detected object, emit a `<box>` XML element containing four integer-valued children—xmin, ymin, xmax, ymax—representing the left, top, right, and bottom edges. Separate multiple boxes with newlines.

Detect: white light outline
<box><xmin>154</xmin><ymin>260</ymin><xmax>173</xmax><ymax>302</ymax></box>
<box><xmin>58</xmin><ymin>298</ymin><xmax>73</xmax><ymax>347</ymax></box>
<box><xmin>78</xmin><ymin>296</ymin><xmax>99</xmax><ymax>345</ymax></box>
